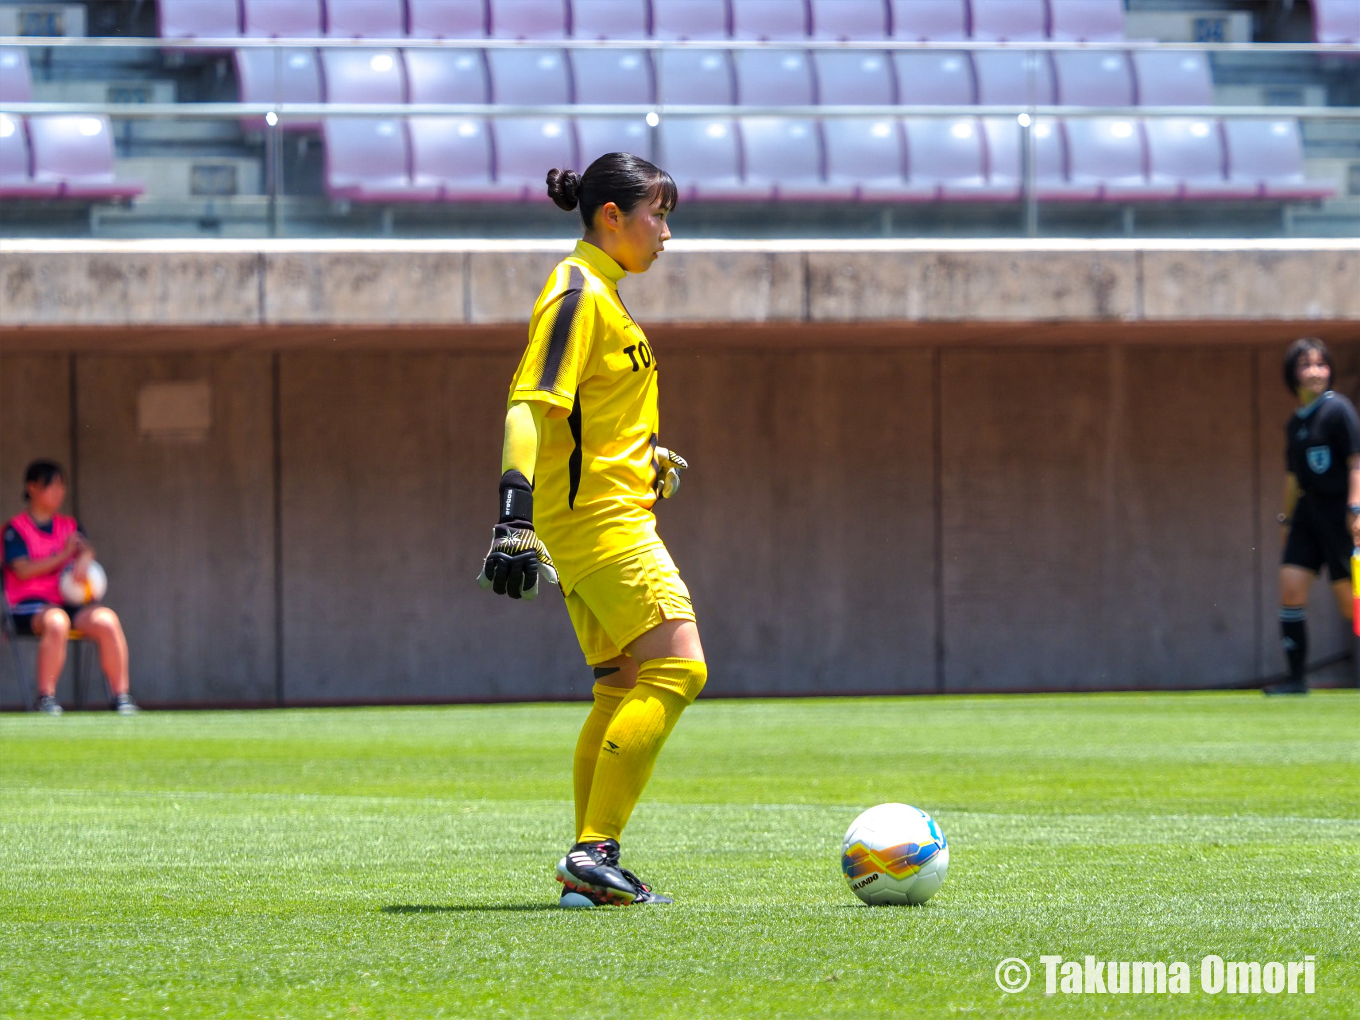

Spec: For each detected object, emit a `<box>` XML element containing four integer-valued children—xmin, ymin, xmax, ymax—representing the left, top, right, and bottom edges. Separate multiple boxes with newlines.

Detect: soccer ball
<box><xmin>841</xmin><ymin>803</ymin><xmax>949</xmax><ymax>906</ymax></box>
<box><xmin>60</xmin><ymin>561</ymin><xmax>107</xmax><ymax>605</ymax></box>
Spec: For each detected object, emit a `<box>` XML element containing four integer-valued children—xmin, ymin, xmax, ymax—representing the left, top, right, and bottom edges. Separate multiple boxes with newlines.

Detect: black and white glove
<box><xmin>477</xmin><ymin>470</ymin><xmax>558</xmax><ymax>600</ymax></box>
<box><xmin>654</xmin><ymin>446</ymin><xmax>689</xmax><ymax>499</ymax></box>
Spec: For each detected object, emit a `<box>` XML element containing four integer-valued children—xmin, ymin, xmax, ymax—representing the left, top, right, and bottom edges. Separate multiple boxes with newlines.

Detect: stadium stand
<box><xmin>1</xmin><ymin>114</ymin><xmax>61</xmax><ymax>198</ymax></box>
<box><xmin>651</xmin><ymin>0</ymin><xmax>728</xmax><ymax>39</ymax></box>
<box><xmin>486</xmin><ymin>48</ymin><xmax>571</xmax><ymax>103</ymax></box>
<box><xmin>326</xmin><ymin>0</ymin><xmax>409</xmax><ymax>38</ymax></box>
<box><xmin>242</xmin><ymin>0</ymin><xmax>324</xmax><ymax>38</ymax></box>
<box><xmin>0</xmin><ymin>47</ymin><xmax>33</xmax><ymax>103</ymax></box>
<box><xmin>572</xmin><ymin>0</ymin><xmax>651</xmax><ymax>39</ymax></box>
<box><xmin>1130</xmin><ymin>50</ymin><xmax>1215</xmax><ymax>107</ymax></box>
<box><xmin>810</xmin><ymin>0</ymin><xmax>887</xmax><ymax>40</ymax></box>
<box><xmin>403</xmin><ymin>49</ymin><xmax>489</xmax><ymax>104</ymax></box>
<box><xmin>489</xmin><ymin>0</ymin><xmax>569</xmax><ymax>38</ymax></box>
<box><xmin>1051</xmin><ymin>50</ymin><xmax>1136</xmax><ymax>107</ymax></box>
<box><xmin>657</xmin><ymin>48</ymin><xmax>734</xmax><ymax>103</ymax></box>
<box><xmin>407</xmin><ymin>0</ymin><xmax>487</xmax><ymax>37</ymax></box>
<box><xmin>324</xmin><ymin>117</ymin><xmax>438</xmax><ymax>199</ymax></box>
<box><xmin>890</xmin><ymin>0</ymin><xmax>969</xmax><ymax>40</ymax></box>
<box><xmin>27</xmin><ymin>116</ymin><xmax>144</xmax><ymax>199</ymax></box>
<box><xmin>1313</xmin><ymin>0</ymin><xmax>1360</xmax><ymax>43</ymax></box>
<box><xmin>235</xmin><ymin>48</ymin><xmax>324</xmax><ymax>128</ymax></box>
<box><xmin>969</xmin><ymin>0</ymin><xmax>1048</xmax><ymax>41</ymax></box>
<box><xmin>1048</xmin><ymin>0</ymin><xmax>1125</xmax><ymax>42</ymax></box>
<box><xmin>814</xmin><ymin>51</ymin><xmax>894</xmax><ymax>106</ymax></box>
<box><xmin>570</xmin><ymin>49</ymin><xmax>654</xmax><ymax>104</ymax></box>
<box><xmin>740</xmin><ymin>116</ymin><xmax>827</xmax><ymax>199</ymax></box>
<box><xmin>320</xmin><ymin>49</ymin><xmax>408</xmax><ymax>104</ymax></box>
<box><xmin>491</xmin><ymin>117</ymin><xmax>577</xmax><ymax>195</ymax></box>
<box><xmin>730</xmin><ymin>0</ymin><xmax>808</xmax><ymax>40</ymax></box>
<box><xmin>159</xmin><ymin>0</ymin><xmax>242</xmax><ymax>39</ymax></box>
<box><xmin>1223</xmin><ymin>119</ymin><xmax>1337</xmax><ymax>200</ymax></box>
<box><xmin>1143</xmin><ymin>118</ymin><xmax>1259</xmax><ymax>200</ymax></box>
<box><xmin>893</xmin><ymin>51</ymin><xmax>976</xmax><ymax>105</ymax></box>
<box><xmin>733</xmin><ymin>48</ymin><xmax>816</xmax><ymax>106</ymax></box>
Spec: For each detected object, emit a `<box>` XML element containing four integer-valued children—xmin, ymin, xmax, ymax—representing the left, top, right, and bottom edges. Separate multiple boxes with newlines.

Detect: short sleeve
<box><xmin>510</xmin><ymin>268</ymin><xmax>598</xmax><ymax>411</ymax></box>
<box><xmin>2</xmin><ymin>525</ymin><xmax>27</xmax><ymax>565</ymax></box>
<box><xmin>1330</xmin><ymin>399</ymin><xmax>1360</xmax><ymax>459</ymax></box>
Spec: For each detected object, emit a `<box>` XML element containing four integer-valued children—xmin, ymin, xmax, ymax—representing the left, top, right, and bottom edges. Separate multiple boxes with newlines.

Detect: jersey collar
<box><xmin>1295</xmin><ymin>390</ymin><xmax>1333</xmax><ymax>419</ymax></box>
<box><xmin>572</xmin><ymin>241</ymin><xmax>627</xmax><ymax>289</ymax></box>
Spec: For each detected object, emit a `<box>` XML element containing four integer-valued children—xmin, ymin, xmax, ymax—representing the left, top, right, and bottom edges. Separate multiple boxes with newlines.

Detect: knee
<box><xmin>84</xmin><ymin>607</ymin><xmax>122</xmax><ymax>635</ymax></box>
<box><xmin>41</xmin><ymin>609</ymin><xmax>70</xmax><ymax>640</ymax></box>
<box><xmin>637</xmin><ymin>657</ymin><xmax>707</xmax><ymax>704</ymax></box>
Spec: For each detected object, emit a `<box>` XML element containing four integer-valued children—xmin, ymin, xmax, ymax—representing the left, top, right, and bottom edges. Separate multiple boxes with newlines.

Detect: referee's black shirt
<box><xmin>1286</xmin><ymin>391</ymin><xmax>1360</xmax><ymax>499</ymax></box>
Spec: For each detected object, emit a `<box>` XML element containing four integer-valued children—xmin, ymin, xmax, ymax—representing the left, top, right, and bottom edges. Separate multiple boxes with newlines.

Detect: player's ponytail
<box><xmin>546</xmin><ymin>152</ymin><xmax>677</xmax><ymax>227</ymax></box>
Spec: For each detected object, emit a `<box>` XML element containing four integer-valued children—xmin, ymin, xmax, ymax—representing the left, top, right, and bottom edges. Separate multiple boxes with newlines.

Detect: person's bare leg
<box><xmin>1330</xmin><ymin>579</ymin><xmax>1353</xmax><ymax>624</ymax></box>
<box><xmin>30</xmin><ymin>608</ymin><xmax>70</xmax><ymax>699</ymax></box>
<box><xmin>72</xmin><ymin>606</ymin><xmax>129</xmax><ymax>697</ymax></box>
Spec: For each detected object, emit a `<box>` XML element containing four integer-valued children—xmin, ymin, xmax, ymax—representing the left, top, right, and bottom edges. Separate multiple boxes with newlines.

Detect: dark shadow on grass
<box><xmin>383</xmin><ymin>903</ymin><xmax>560</xmax><ymax>914</ymax></box>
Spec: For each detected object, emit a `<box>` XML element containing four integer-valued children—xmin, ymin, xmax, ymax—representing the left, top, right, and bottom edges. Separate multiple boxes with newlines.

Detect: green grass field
<box><xmin>0</xmin><ymin>691</ymin><xmax>1356</xmax><ymax>1019</ymax></box>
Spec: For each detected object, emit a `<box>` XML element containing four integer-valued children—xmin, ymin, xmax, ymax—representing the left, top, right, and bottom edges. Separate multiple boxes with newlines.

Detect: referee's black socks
<box><xmin>1279</xmin><ymin>606</ymin><xmax>1308</xmax><ymax>685</ymax></box>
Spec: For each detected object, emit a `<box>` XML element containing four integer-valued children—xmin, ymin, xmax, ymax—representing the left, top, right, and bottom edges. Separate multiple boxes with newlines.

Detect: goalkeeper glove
<box><xmin>477</xmin><ymin>469</ymin><xmax>558</xmax><ymax>600</ymax></box>
<box><xmin>654</xmin><ymin>446</ymin><xmax>689</xmax><ymax>499</ymax></box>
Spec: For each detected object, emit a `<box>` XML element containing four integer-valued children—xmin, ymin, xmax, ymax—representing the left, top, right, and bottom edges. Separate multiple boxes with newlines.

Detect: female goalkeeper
<box><xmin>478</xmin><ymin>152</ymin><xmax>703</xmax><ymax>907</ymax></box>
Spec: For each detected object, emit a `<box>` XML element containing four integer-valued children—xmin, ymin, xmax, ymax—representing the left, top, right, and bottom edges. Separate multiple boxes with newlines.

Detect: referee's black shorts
<box><xmin>1283</xmin><ymin>495</ymin><xmax>1352</xmax><ymax>581</ymax></box>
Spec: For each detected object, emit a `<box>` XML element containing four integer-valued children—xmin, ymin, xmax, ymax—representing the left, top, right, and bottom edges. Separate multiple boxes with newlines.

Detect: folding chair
<box><xmin>0</xmin><ymin>598</ymin><xmax>106</xmax><ymax>711</ymax></box>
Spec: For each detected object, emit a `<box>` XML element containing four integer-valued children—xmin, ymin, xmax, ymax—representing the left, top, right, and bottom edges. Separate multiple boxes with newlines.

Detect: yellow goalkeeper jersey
<box><xmin>508</xmin><ymin>240</ymin><xmax>665</xmax><ymax>594</ymax></box>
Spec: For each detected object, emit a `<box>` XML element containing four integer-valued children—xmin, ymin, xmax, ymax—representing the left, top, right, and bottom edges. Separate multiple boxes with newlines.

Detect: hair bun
<box><xmin>546</xmin><ymin>168</ymin><xmax>581</xmax><ymax>211</ymax></box>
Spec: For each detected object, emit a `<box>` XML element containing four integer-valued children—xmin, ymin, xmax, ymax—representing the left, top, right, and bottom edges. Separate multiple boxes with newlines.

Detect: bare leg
<box><xmin>71</xmin><ymin>606</ymin><xmax>129</xmax><ymax>697</ymax></box>
<box><xmin>624</xmin><ymin>618</ymin><xmax>705</xmax><ymax>664</ymax></box>
<box><xmin>29</xmin><ymin>608</ymin><xmax>70</xmax><ymax>699</ymax></box>
<box><xmin>1330</xmin><ymin>579</ymin><xmax>1353</xmax><ymax>625</ymax></box>
<box><xmin>592</xmin><ymin>654</ymin><xmax>638</xmax><ymax>690</ymax></box>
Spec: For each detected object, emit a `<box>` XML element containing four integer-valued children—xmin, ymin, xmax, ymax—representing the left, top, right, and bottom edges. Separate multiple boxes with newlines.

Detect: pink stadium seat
<box><xmin>28</xmin><ymin>115</ymin><xmax>143</xmax><ymax>199</ymax></box>
<box><xmin>487</xmin><ymin>48</ymin><xmax>571</xmax><ymax>103</ymax></box>
<box><xmin>159</xmin><ymin>0</ymin><xmax>241</xmax><ymax>38</ymax></box>
<box><xmin>734</xmin><ymin>50</ymin><xmax>816</xmax><ymax>105</ymax></box>
<box><xmin>577</xmin><ymin>116</ymin><xmax>653</xmax><ymax>165</ymax></box>
<box><xmin>810</xmin><ymin>0</ymin><xmax>886</xmax><ymax>39</ymax></box>
<box><xmin>489</xmin><ymin>0</ymin><xmax>567</xmax><ymax>37</ymax></box>
<box><xmin>893</xmin><ymin>51</ymin><xmax>975</xmax><ymax>104</ymax></box>
<box><xmin>407</xmin><ymin>0</ymin><xmax>487</xmax><ymax>36</ymax></box>
<box><xmin>1313</xmin><ymin>0</ymin><xmax>1360</xmax><ymax>42</ymax></box>
<box><xmin>657</xmin><ymin>49</ymin><xmax>734</xmax><ymax>104</ymax></box>
<box><xmin>652</xmin><ymin>0</ymin><xmax>729</xmax><ymax>38</ymax></box>
<box><xmin>890</xmin><ymin>0</ymin><xmax>967</xmax><ymax>40</ymax></box>
<box><xmin>0</xmin><ymin>48</ymin><xmax>33</xmax><ymax>102</ymax></box>
<box><xmin>242</xmin><ymin>0</ymin><xmax>323</xmax><ymax>36</ymax></box>
<box><xmin>235</xmin><ymin>48</ymin><xmax>323</xmax><ymax>129</ymax></box>
<box><xmin>1063</xmin><ymin>117</ymin><xmax>1178</xmax><ymax>201</ymax></box>
<box><xmin>1048</xmin><ymin>0</ymin><xmax>1125</xmax><ymax>41</ymax></box>
<box><xmin>1143</xmin><ymin>117</ymin><xmax>1257</xmax><ymax>199</ymax></box>
<box><xmin>969</xmin><ymin>0</ymin><xmax>1046</xmax><ymax>40</ymax></box>
<box><xmin>1052</xmin><ymin>50</ymin><xmax>1135</xmax><ymax>107</ymax></box>
<box><xmin>658</xmin><ymin>118</ymin><xmax>764</xmax><ymax>199</ymax></box>
<box><xmin>325</xmin><ymin>0</ymin><xmax>406</xmax><ymax>37</ymax></box>
<box><xmin>0</xmin><ymin>114</ymin><xmax>61</xmax><ymax>198</ymax></box>
<box><xmin>742</xmin><ymin>117</ymin><xmax>843</xmax><ymax>199</ymax></box>
<box><xmin>815</xmin><ymin>52</ymin><xmax>894</xmax><ymax>105</ymax></box>
<box><xmin>325</xmin><ymin>118</ymin><xmax>439</xmax><ymax>200</ymax></box>
<box><xmin>973</xmin><ymin>51</ymin><xmax>1055</xmax><ymax>105</ymax></box>
<box><xmin>492</xmin><ymin>118</ymin><xmax>577</xmax><ymax>198</ymax></box>
<box><xmin>905</xmin><ymin>117</ymin><xmax>1014</xmax><ymax>200</ymax></box>
<box><xmin>731</xmin><ymin>0</ymin><xmax>808</xmax><ymax>39</ymax></box>
<box><xmin>982</xmin><ymin>115</ymin><xmax>1078</xmax><ymax>200</ymax></box>
<box><xmin>321</xmin><ymin>49</ymin><xmax>407</xmax><ymax>103</ymax></box>
<box><xmin>570</xmin><ymin>49</ymin><xmax>654</xmax><ymax>104</ymax></box>
<box><xmin>404</xmin><ymin>49</ymin><xmax>488</xmax><ymax>103</ymax></box>
<box><xmin>822</xmin><ymin>118</ymin><xmax>914</xmax><ymax>200</ymax></box>
<box><xmin>409</xmin><ymin>117</ymin><xmax>517</xmax><ymax>198</ymax></box>
<box><xmin>1223</xmin><ymin>118</ymin><xmax>1335</xmax><ymax>199</ymax></box>
<box><xmin>1131</xmin><ymin>50</ymin><xmax>1213</xmax><ymax>106</ymax></box>
<box><xmin>572</xmin><ymin>0</ymin><xmax>650</xmax><ymax>37</ymax></box>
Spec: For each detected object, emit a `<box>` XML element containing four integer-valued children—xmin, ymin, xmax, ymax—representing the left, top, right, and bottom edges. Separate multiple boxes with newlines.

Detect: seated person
<box><xmin>2</xmin><ymin>460</ymin><xmax>138</xmax><ymax>716</ymax></box>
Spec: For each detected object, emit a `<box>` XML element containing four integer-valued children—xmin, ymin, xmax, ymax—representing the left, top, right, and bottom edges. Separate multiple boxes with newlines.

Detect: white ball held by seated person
<box><xmin>60</xmin><ymin>560</ymin><xmax>107</xmax><ymax>605</ymax></box>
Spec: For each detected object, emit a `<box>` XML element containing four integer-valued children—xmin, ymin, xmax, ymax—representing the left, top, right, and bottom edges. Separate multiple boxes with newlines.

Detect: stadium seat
<box><xmin>969</xmin><ymin>0</ymin><xmax>1047</xmax><ymax>40</ymax></box>
<box><xmin>577</xmin><ymin>116</ymin><xmax>653</xmax><ymax>165</ymax></box>
<box><xmin>982</xmin><ymin>115</ymin><xmax>1081</xmax><ymax>201</ymax></box>
<box><xmin>973</xmin><ymin>51</ymin><xmax>1055</xmax><ymax>105</ymax></box>
<box><xmin>0</xmin><ymin>114</ymin><xmax>62</xmax><ymax>198</ymax></box>
<box><xmin>889</xmin><ymin>0</ymin><xmax>967</xmax><ymax>40</ymax></box>
<box><xmin>658</xmin><ymin>118</ymin><xmax>763</xmax><ymax>199</ymax></box>
<box><xmin>492</xmin><ymin>118</ymin><xmax>577</xmax><ymax>198</ymax></box>
<box><xmin>1131</xmin><ymin>50</ymin><xmax>1213</xmax><ymax>106</ymax></box>
<box><xmin>0</xmin><ymin>48</ymin><xmax>33</xmax><ymax>103</ymax></box>
<box><xmin>489</xmin><ymin>0</ymin><xmax>568</xmax><ymax>37</ymax></box>
<box><xmin>1063</xmin><ymin>117</ymin><xmax>1178</xmax><ymax>201</ymax></box>
<box><xmin>28</xmin><ymin>116</ymin><xmax>144</xmax><ymax>199</ymax></box>
<box><xmin>1313</xmin><ymin>0</ymin><xmax>1360</xmax><ymax>43</ymax></box>
<box><xmin>572</xmin><ymin>0</ymin><xmax>650</xmax><ymax>37</ymax></box>
<box><xmin>409</xmin><ymin>116</ymin><xmax>518</xmax><ymax>198</ymax></box>
<box><xmin>731</xmin><ymin>0</ymin><xmax>808</xmax><ymax>39</ymax></box>
<box><xmin>742</xmin><ymin>117</ymin><xmax>843</xmax><ymax>199</ymax></box>
<box><xmin>407</xmin><ymin>0</ymin><xmax>487</xmax><ymax>36</ymax></box>
<box><xmin>321</xmin><ymin>49</ymin><xmax>407</xmax><ymax>103</ymax></box>
<box><xmin>734</xmin><ymin>50</ymin><xmax>816</xmax><ymax>105</ymax></box>
<box><xmin>893</xmin><ymin>51</ymin><xmax>975</xmax><ymax>105</ymax></box>
<box><xmin>1143</xmin><ymin>117</ymin><xmax>1258</xmax><ymax>199</ymax></box>
<box><xmin>404</xmin><ymin>49</ymin><xmax>488</xmax><ymax>103</ymax></box>
<box><xmin>570</xmin><ymin>49</ymin><xmax>654</xmax><ymax>104</ymax></box>
<box><xmin>1052</xmin><ymin>50</ymin><xmax>1135</xmax><ymax>107</ymax></box>
<box><xmin>159</xmin><ymin>0</ymin><xmax>241</xmax><ymax>38</ymax></box>
<box><xmin>815</xmin><ymin>52</ymin><xmax>894</xmax><ymax>106</ymax></box>
<box><xmin>325</xmin><ymin>0</ymin><xmax>406</xmax><ymax>37</ymax></box>
<box><xmin>235</xmin><ymin>49</ymin><xmax>323</xmax><ymax>129</ymax></box>
<box><xmin>1047</xmin><ymin>0</ymin><xmax>1125</xmax><ymax>41</ymax></box>
<box><xmin>325</xmin><ymin>118</ymin><xmax>439</xmax><ymax>200</ymax></box>
<box><xmin>242</xmin><ymin>0</ymin><xmax>323</xmax><ymax>36</ymax></box>
<box><xmin>652</xmin><ymin>0</ymin><xmax>729</xmax><ymax>38</ymax></box>
<box><xmin>487</xmin><ymin>48</ymin><xmax>571</xmax><ymax>104</ymax></box>
<box><xmin>822</xmin><ymin>118</ymin><xmax>914</xmax><ymax>200</ymax></box>
<box><xmin>657</xmin><ymin>49</ymin><xmax>733</xmax><ymax>104</ymax></box>
<box><xmin>905</xmin><ymin>117</ymin><xmax>1014</xmax><ymax>200</ymax></box>
<box><xmin>810</xmin><ymin>0</ymin><xmax>886</xmax><ymax>39</ymax></box>
<box><xmin>1223</xmin><ymin>118</ymin><xmax>1335</xmax><ymax>199</ymax></box>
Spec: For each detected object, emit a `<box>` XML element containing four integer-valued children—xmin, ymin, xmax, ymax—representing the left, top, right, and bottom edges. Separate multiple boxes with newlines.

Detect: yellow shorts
<box><xmin>564</xmin><ymin>545</ymin><xmax>696</xmax><ymax>665</ymax></box>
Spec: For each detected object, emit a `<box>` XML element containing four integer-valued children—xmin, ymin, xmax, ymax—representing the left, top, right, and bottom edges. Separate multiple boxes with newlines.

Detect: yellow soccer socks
<box><xmin>578</xmin><ymin>658</ymin><xmax>707</xmax><ymax>843</ymax></box>
<box><xmin>573</xmin><ymin>681</ymin><xmax>627</xmax><ymax>840</ymax></box>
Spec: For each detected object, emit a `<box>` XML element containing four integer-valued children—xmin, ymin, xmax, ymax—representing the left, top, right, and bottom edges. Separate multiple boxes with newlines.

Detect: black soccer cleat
<box><xmin>555</xmin><ymin>839</ymin><xmax>672</xmax><ymax>906</ymax></box>
<box><xmin>1263</xmin><ymin>679</ymin><xmax>1309</xmax><ymax>696</ymax></box>
<box><xmin>111</xmin><ymin>693</ymin><xmax>140</xmax><ymax>715</ymax></box>
<box><xmin>36</xmin><ymin>695</ymin><xmax>62</xmax><ymax>716</ymax></box>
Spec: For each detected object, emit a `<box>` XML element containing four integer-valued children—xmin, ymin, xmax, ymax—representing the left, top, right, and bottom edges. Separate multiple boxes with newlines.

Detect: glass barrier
<box><xmin>0</xmin><ymin>36</ymin><xmax>1357</xmax><ymax>239</ymax></box>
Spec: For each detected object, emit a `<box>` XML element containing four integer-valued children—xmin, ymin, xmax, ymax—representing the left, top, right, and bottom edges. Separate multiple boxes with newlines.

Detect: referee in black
<box><xmin>1273</xmin><ymin>337</ymin><xmax>1360</xmax><ymax>695</ymax></box>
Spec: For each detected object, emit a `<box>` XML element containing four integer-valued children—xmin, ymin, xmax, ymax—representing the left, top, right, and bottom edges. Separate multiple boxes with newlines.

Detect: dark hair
<box><xmin>1283</xmin><ymin>337</ymin><xmax>1333</xmax><ymax>394</ymax></box>
<box><xmin>546</xmin><ymin>152</ymin><xmax>677</xmax><ymax>227</ymax></box>
<box><xmin>22</xmin><ymin>459</ymin><xmax>65</xmax><ymax>501</ymax></box>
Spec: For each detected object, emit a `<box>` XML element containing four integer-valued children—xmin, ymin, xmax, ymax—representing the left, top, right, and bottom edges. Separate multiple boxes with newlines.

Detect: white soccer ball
<box><xmin>60</xmin><ymin>561</ymin><xmax>107</xmax><ymax>605</ymax></box>
<box><xmin>842</xmin><ymin>803</ymin><xmax>949</xmax><ymax>906</ymax></box>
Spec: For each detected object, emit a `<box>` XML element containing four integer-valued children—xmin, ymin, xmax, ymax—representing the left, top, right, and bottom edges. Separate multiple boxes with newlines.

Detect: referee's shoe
<box><xmin>1262</xmin><ymin>678</ymin><xmax>1308</xmax><ymax>695</ymax></box>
